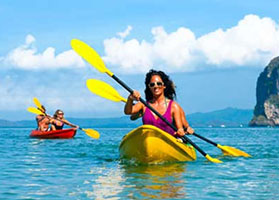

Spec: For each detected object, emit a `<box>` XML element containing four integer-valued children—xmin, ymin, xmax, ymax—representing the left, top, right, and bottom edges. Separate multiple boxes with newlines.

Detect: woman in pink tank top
<box><xmin>124</xmin><ymin>69</ymin><xmax>193</xmax><ymax>137</ymax></box>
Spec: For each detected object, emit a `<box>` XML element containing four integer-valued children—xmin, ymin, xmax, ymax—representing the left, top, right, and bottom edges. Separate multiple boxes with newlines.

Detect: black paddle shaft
<box><xmin>193</xmin><ymin>133</ymin><xmax>218</xmax><ymax>147</ymax></box>
<box><xmin>111</xmin><ymin>74</ymin><xmax>207</xmax><ymax>157</ymax></box>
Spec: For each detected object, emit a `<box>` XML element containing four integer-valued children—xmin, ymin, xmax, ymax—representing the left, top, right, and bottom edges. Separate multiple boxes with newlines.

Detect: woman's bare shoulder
<box><xmin>171</xmin><ymin>101</ymin><xmax>181</xmax><ymax>111</ymax></box>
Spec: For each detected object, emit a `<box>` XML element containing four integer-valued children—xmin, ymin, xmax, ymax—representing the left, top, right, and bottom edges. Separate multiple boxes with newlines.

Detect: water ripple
<box><xmin>0</xmin><ymin>127</ymin><xmax>278</xmax><ymax>199</ymax></box>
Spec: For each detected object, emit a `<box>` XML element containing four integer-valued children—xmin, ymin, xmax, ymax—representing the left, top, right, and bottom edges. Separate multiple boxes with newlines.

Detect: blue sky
<box><xmin>1</xmin><ymin>0</ymin><xmax>279</xmax><ymax>120</ymax></box>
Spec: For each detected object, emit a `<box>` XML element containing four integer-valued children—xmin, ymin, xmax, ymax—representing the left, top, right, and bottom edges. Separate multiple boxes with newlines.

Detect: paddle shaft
<box><xmin>193</xmin><ymin>133</ymin><xmax>218</xmax><ymax>147</ymax></box>
<box><xmin>111</xmin><ymin>74</ymin><xmax>208</xmax><ymax>157</ymax></box>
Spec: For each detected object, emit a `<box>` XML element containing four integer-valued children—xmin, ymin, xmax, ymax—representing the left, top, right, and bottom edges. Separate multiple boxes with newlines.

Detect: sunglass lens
<box><xmin>157</xmin><ymin>82</ymin><xmax>163</xmax><ymax>86</ymax></box>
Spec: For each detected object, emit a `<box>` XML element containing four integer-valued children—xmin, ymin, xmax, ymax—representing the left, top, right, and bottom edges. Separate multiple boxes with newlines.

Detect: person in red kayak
<box><xmin>124</xmin><ymin>69</ymin><xmax>194</xmax><ymax>137</ymax></box>
<box><xmin>51</xmin><ymin>109</ymin><xmax>79</xmax><ymax>130</ymax></box>
<box><xmin>36</xmin><ymin>105</ymin><xmax>52</xmax><ymax>131</ymax></box>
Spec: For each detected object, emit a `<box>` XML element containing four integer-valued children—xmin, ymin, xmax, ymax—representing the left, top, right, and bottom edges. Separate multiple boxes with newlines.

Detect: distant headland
<box><xmin>249</xmin><ymin>56</ymin><xmax>279</xmax><ymax>127</ymax></box>
<box><xmin>0</xmin><ymin>107</ymin><xmax>252</xmax><ymax>128</ymax></box>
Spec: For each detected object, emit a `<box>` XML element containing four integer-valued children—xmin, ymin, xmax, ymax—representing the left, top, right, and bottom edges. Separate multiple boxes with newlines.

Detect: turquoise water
<box><xmin>0</xmin><ymin>127</ymin><xmax>278</xmax><ymax>199</ymax></box>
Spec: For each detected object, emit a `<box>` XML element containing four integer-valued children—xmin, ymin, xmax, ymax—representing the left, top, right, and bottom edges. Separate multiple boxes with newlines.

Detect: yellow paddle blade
<box><xmin>205</xmin><ymin>155</ymin><xmax>223</xmax><ymax>163</ymax></box>
<box><xmin>219</xmin><ymin>145</ymin><xmax>252</xmax><ymax>157</ymax></box>
<box><xmin>70</xmin><ymin>39</ymin><xmax>114</xmax><ymax>77</ymax></box>
<box><xmin>82</xmin><ymin>128</ymin><xmax>100</xmax><ymax>139</ymax></box>
<box><xmin>217</xmin><ymin>144</ymin><xmax>238</xmax><ymax>156</ymax></box>
<box><xmin>33</xmin><ymin>97</ymin><xmax>43</xmax><ymax>110</ymax></box>
<box><xmin>27</xmin><ymin>107</ymin><xmax>44</xmax><ymax>115</ymax></box>
<box><xmin>86</xmin><ymin>79</ymin><xmax>127</xmax><ymax>102</ymax></box>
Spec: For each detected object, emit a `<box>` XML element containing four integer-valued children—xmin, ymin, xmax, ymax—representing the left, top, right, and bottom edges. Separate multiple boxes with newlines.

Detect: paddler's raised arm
<box><xmin>124</xmin><ymin>90</ymin><xmax>143</xmax><ymax>115</ymax></box>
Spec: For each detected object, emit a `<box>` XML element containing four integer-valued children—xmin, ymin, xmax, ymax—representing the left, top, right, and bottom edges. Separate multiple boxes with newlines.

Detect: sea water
<box><xmin>0</xmin><ymin>127</ymin><xmax>278</xmax><ymax>199</ymax></box>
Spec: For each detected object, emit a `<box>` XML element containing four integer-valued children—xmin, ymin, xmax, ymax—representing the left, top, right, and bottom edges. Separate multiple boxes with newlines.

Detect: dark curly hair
<box><xmin>144</xmin><ymin>69</ymin><xmax>176</xmax><ymax>101</ymax></box>
<box><xmin>53</xmin><ymin>109</ymin><xmax>64</xmax><ymax>119</ymax></box>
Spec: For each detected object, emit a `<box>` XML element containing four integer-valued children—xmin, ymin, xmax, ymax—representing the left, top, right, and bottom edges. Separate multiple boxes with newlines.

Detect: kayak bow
<box><xmin>30</xmin><ymin>128</ymin><xmax>77</xmax><ymax>139</ymax></box>
<box><xmin>119</xmin><ymin>125</ymin><xmax>196</xmax><ymax>164</ymax></box>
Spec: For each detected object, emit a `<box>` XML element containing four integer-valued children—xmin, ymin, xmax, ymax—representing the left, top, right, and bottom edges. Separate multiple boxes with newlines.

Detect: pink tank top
<box><xmin>142</xmin><ymin>100</ymin><xmax>175</xmax><ymax>136</ymax></box>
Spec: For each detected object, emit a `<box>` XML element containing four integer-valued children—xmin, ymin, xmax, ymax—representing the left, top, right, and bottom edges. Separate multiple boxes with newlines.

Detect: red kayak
<box><xmin>30</xmin><ymin>128</ymin><xmax>77</xmax><ymax>139</ymax></box>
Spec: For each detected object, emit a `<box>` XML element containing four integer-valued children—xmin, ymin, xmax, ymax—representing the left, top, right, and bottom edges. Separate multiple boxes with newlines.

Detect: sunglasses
<box><xmin>148</xmin><ymin>81</ymin><xmax>164</xmax><ymax>88</ymax></box>
<box><xmin>58</xmin><ymin>113</ymin><xmax>64</xmax><ymax>115</ymax></box>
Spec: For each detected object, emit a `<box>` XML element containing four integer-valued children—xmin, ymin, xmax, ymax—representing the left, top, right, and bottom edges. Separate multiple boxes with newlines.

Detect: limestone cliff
<box><xmin>249</xmin><ymin>56</ymin><xmax>279</xmax><ymax>126</ymax></box>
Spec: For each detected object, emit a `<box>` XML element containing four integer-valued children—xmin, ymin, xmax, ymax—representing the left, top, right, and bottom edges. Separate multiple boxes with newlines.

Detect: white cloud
<box><xmin>197</xmin><ymin>15</ymin><xmax>279</xmax><ymax>66</ymax></box>
<box><xmin>25</xmin><ymin>34</ymin><xmax>36</xmax><ymax>45</ymax></box>
<box><xmin>103</xmin><ymin>15</ymin><xmax>279</xmax><ymax>73</ymax></box>
<box><xmin>3</xmin><ymin>14</ymin><xmax>279</xmax><ymax>73</ymax></box>
<box><xmin>103</xmin><ymin>37</ymin><xmax>153</xmax><ymax>73</ymax></box>
<box><xmin>0</xmin><ymin>74</ymin><xmax>124</xmax><ymax>119</ymax></box>
<box><xmin>103</xmin><ymin>26</ymin><xmax>196</xmax><ymax>73</ymax></box>
<box><xmin>152</xmin><ymin>26</ymin><xmax>196</xmax><ymax>68</ymax></box>
<box><xmin>4</xmin><ymin>34</ymin><xmax>85</xmax><ymax>70</ymax></box>
<box><xmin>117</xmin><ymin>25</ymin><xmax>133</xmax><ymax>39</ymax></box>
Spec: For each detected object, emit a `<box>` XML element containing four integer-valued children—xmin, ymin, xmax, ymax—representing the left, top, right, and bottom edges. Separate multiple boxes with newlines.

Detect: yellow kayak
<box><xmin>119</xmin><ymin>125</ymin><xmax>196</xmax><ymax>164</ymax></box>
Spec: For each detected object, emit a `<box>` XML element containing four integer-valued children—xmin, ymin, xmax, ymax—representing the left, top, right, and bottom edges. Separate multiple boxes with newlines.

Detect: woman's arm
<box><xmin>63</xmin><ymin>119</ymin><xmax>78</xmax><ymax>128</ymax></box>
<box><xmin>124</xmin><ymin>91</ymin><xmax>144</xmax><ymax>115</ymax></box>
<box><xmin>172</xmin><ymin>102</ymin><xmax>184</xmax><ymax>137</ymax></box>
<box><xmin>178</xmin><ymin>105</ymin><xmax>194</xmax><ymax>134</ymax></box>
<box><xmin>125</xmin><ymin>102</ymin><xmax>144</xmax><ymax>115</ymax></box>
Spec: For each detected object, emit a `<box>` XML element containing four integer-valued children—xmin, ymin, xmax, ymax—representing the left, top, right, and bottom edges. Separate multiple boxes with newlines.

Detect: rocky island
<box><xmin>249</xmin><ymin>56</ymin><xmax>279</xmax><ymax>127</ymax></box>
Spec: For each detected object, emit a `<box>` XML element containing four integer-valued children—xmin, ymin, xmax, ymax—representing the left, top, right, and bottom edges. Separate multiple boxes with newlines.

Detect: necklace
<box><xmin>150</xmin><ymin>97</ymin><xmax>168</xmax><ymax>108</ymax></box>
<box><xmin>164</xmin><ymin>97</ymin><xmax>168</xmax><ymax>109</ymax></box>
